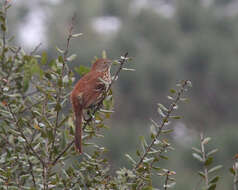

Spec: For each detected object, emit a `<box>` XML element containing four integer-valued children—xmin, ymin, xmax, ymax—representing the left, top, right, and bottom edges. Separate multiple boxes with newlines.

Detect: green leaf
<box><xmin>209</xmin><ymin>176</ymin><xmax>219</xmax><ymax>184</ymax></box>
<box><xmin>56</xmin><ymin>46</ymin><xmax>64</xmax><ymax>54</ymax></box>
<box><xmin>17</xmin><ymin>136</ymin><xmax>25</xmax><ymax>143</ymax></box>
<box><xmin>140</xmin><ymin>136</ymin><xmax>147</xmax><ymax>153</ymax></box>
<box><xmin>208</xmin><ymin>183</ymin><xmax>216</xmax><ymax>190</ymax></box>
<box><xmin>162</xmin><ymin>129</ymin><xmax>174</xmax><ymax>134</ymax></box>
<box><xmin>170</xmin><ymin>89</ymin><xmax>176</xmax><ymax>94</ymax></box>
<box><xmin>143</xmin><ymin>157</ymin><xmax>154</xmax><ymax>163</ymax></box>
<box><xmin>1</xmin><ymin>23</ymin><xmax>6</xmax><ymax>31</ymax></box>
<box><xmin>150</xmin><ymin>124</ymin><xmax>157</xmax><ymax>136</ymax></box>
<box><xmin>198</xmin><ymin>171</ymin><xmax>205</xmax><ymax>178</ymax></box>
<box><xmin>207</xmin><ymin>148</ymin><xmax>219</xmax><ymax>157</ymax></box>
<box><xmin>160</xmin><ymin>155</ymin><xmax>168</xmax><ymax>160</ymax></box>
<box><xmin>58</xmin><ymin>56</ymin><xmax>64</xmax><ymax>63</ymax></box>
<box><xmin>54</xmin><ymin>103</ymin><xmax>62</xmax><ymax>111</ymax></box>
<box><xmin>60</xmin><ymin>129</ymin><xmax>66</xmax><ymax>149</ymax></box>
<box><xmin>67</xmin><ymin>54</ymin><xmax>77</xmax><ymax>62</ymax></box>
<box><xmin>41</xmin><ymin>51</ymin><xmax>47</xmax><ymax>65</ymax></box>
<box><xmin>205</xmin><ymin>157</ymin><xmax>213</xmax><ymax>166</ymax></box>
<box><xmin>122</xmin><ymin>67</ymin><xmax>136</xmax><ymax>71</ymax></box>
<box><xmin>158</xmin><ymin>107</ymin><xmax>166</xmax><ymax>117</ymax></box>
<box><xmin>45</xmin><ymin>72</ymin><xmax>52</xmax><ymax>80</ymax></box>
<box><xmin>158</xmin><ymin>103</ymin><xmax>168</xmax><ymax>112</ymax></box>
<box><xmin>0</xmin><ymin>15</ymin><xmax>5</xmax><ymax>23</ymax></box>
<box><xmin>202</xmin><ymin>137</ymin><xmax>211</xmax><ymax>145</ymax></box>
<box><xmin>192</xmin><ymin>147</ymin><xmax>202</xmax><ymax>154</ymax></box>
<box><xmin>75</xmin><ymin>65</ymin><xmax>90</xmax><ymax>76</ymax></box>
<box><xmin>58</xmin><ymin>116</ymin><xmax>69</xmax><ymax>128</ymax></box>
<box><xmin>192</xmin><ymin>153</ymin><xmax>203</xmax><ymax>162</ymax></box>
<box><xmin>136</xmin><ymin>150</ymin><xmax>141</xmax><ymax>157</ymax></box>
<box><xmin>72</xmin><ymin>33</ymin><xmax>83</xmax><ymax>38</ymax></box>
<box><xmin>208</xmin><ymin>165</ymin><xmax>223</xmax><ymax>174</ymax></box>
<box><xmin>229</xmin><ymin>167</ymin><xmax>235</xmax><ymax>175</ymax></box>
<box><xmin>9</xmin><ymin>129</ymin><xmax>21</xmax><ymax>136</ymax></box>
<box><xmin>22</xmin><ymin>77</ymin><xmax>29</xmax><ymax>92</ymax></box>
<box><xmin>57</xmin><ymin>79</ymin><xmax>63</xmax><ymax>87</ymax></box>
<box><xmin>29</xmin><ymin>58</ymin><xmax>44</xmax><ymax>77</ymax></box>
<box><xmin>170</xmin><ymin>116</ymin><xmax>181</xmax><ymax>119</ymax></box>
<box><xmin>167</xmin><ymin>96</ymin><xmax>174</xmax><ymax>100</ymax></box>
<box><xmin>125</xmin><ymin>154</ymin><xmax>136</xmax><ymax>165</ymax></box>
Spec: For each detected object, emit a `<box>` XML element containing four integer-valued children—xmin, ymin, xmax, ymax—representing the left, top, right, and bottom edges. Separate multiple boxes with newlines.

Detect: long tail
<box><xmin>75</xmin><ymin>107</ymin><xmax>83</xmax><ymax>153</ymax></box>
<box><xmin>71</xmin><ymin>94</ymin><xmax>83</xmax><ymax>154</ymax></box>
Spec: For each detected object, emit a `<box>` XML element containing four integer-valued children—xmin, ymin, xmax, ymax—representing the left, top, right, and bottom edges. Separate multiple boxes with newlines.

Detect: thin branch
<box><xmin>30</xmin><ymin>43</ymin><xmax>42</xmax><ymax>56</ymax></box>
<box><xmin>164</xmin><ymin>171</ymin><xmax>169</xmax><ymax>190</ymax></box>
<box><xmin>52</xmin><ymin>52</ymin><xmax>129</xmax><ymax>165</ymax></box>
<box><xmin>51</xmin><ymin>140</ymin><xmax>74</xmax><ymax>165</ymax></box>
<box><xmin>50</xmin><ymin>15</ymin><xmax>75</xmax><ymax>161</ymax></box>
<box><xmin>134</xmin><ymin>80</ymin><xmax>190</xmax><ymax>169</ymax></box>
<box><xmin>63</xmin><ymin>13</ymin><xmax>76</xmax><ymax>61</ymax></box>
<box><xmin>6</xmin><ymin>103</ymin><xmax>45</xmax><ymax>166</ymax></box>
<box><xmin>6</xmin><ymin>46</ymin><xmax>21</xmax><ymax>80</ymax></box>
<box><xmin>0</xmin><ymin>133</ymin><xmax>13</xmax><ymax>147</ymax></box>
<box><xmin>18</xmin><ymin>98</ymin><xmax>45</xmax><ymax>114</ymax></box>
<box><xmin>28</xmin><ymin>159</ymin><xmax>36</xmax><ymax>188</ymax></box>
<box><xmin>1</xmin><ymin>0</ymin><xmax>7</xmax><ymax>67</ymax></box>
<box><xmin>200</xmin><ymin>133</ymin><xmax>209</xmax><ymax>188</ymax></box>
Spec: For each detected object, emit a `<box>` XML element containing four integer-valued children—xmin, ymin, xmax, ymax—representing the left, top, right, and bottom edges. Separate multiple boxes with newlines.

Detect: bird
<box><xmin>70</xmin><ymin>58</ymin><xmax>112</xmax><ymax>153</ymax></box>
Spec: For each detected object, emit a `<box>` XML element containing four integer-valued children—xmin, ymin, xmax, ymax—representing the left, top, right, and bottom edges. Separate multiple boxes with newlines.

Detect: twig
<box><xmin>19</xmin><ymin>98</ymin><xmax>45</xmax><ymax>114</ymax></box>
<box><xmin>50</xmin><ymin>15</ymin><xmax>75</xmax><ymax>161</ymax></box>
<box><xmin>51</xmin><ymin>52</ymin><xmax>129</xmax><ymax>165</ymax></box>
<box><xmin>6</xmin><ymin>46</ymin><xmax>21</xmax><ymax>80</ymax></box>
<box><xmin>30</xmin><ymin>43</ymin><xmax>42</xmax><ymax>56</ymax></box>
<box><xmin>134</xmin><ymin>80</ymin><xmax>190</xmax><ymax>169</ymax></box>
<box><xmin>200</xmin><ymin>133</ymin><xmax>209</xmax><ymax>188</ymax></box>
<box><xmin>63</xmin><ymin>13</ymin><xmax>76</xmax><ymax>61</ymax></box>
<box><xmin>28</xmin><ymin>159</ymin><xmax>36</xmax><ymax>188</ymax></box>
<box><xmin>164</xmin><ymin>171</ymin><xmax>169</xmax><ymax>190</ymax></box>
<box><xmin>0</xmin><ymin>133</ymin><xmax>13</xmax><ymax>147</ymax></box>
<box><xmin>7</xmin><ymin>104</ymin><xmax>45</xmax><ymax>166</ymax></box>
<box><xmin>1</xmin><ymin>0</ymin><xmax>7</xmax><ymax>66</ymax></box>
<box><xmin>52</xmin><ymin>140</ymin><xmax>74</xmax><ymax>165</ymax></box>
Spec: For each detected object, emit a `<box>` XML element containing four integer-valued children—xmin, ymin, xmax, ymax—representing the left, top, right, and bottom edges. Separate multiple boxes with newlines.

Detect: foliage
<box><xmin>0</xmin><ymin>1</ymin><xmax>237</xmax><ymax>190</ymax></box>
<box><xmin>192</xmin><ymin>134</ymin><xmax>222</xmax><ymax>190</ymax></box>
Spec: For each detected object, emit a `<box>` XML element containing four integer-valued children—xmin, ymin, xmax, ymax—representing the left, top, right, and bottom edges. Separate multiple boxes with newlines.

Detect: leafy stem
<box><xmin>200</xmin><ymin>133</ymin><xmax>209</xmax><ymax>188</ymax></box>
<box><xmin>50</xmin><ymin>15</ymin><xmax>75</xmax><ymax>160</ymax></box>
<box><xmin>134</xmin><ymin>80</ymin><xmax>191</xmax><ymax>169</ymax></box>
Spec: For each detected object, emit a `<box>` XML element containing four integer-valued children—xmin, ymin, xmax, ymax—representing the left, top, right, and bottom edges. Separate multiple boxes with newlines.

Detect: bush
<box><xmin>0</xmin><ymin>1</ymin><xmax>236</xmax><ymax>190</ymax></box>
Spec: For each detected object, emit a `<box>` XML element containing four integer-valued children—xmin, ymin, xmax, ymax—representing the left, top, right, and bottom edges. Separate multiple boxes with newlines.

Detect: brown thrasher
<box><xmin>70</xmin><ymin>59</ymin><xmax>112</xmax><ymax>153</ymax></box>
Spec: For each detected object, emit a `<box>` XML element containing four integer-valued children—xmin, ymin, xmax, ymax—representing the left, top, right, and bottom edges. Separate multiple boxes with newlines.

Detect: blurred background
<box><xmin>8</xmin><ymin>0</ymin><xmax>238</xmax><ymax>189</ymax></box>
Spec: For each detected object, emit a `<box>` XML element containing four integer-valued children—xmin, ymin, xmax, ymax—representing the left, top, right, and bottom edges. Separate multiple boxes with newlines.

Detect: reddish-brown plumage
<box><xmin>71</xmin><ymin>59</ymin><xmax>112</xmax><ymax>153</ymax></box>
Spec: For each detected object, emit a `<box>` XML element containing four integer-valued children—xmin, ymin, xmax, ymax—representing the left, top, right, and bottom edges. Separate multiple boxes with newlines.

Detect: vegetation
<box><xmin>1</xmin><ymin>0</ymin><xmax>238</xmax><ymax>189</ymax></box>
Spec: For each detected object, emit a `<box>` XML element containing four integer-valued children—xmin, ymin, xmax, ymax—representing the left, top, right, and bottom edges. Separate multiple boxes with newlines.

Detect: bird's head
<box><xmin>91</xmin><ymin>58</ymin><xmax>112</xmax><ymax>72</ymax></box>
